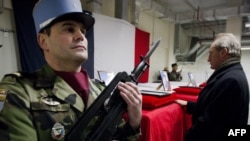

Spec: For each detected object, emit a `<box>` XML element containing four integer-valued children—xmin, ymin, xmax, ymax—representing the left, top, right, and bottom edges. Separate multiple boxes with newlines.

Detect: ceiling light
<box><xmin>241</xmin><ymin>46</ymin><xmax>250</xmax><ymax>50</ymax></box>
<box><xmin>245</xmin><ymin>22</ymin><xmax>250</xmax><ymax>27</ymax></box>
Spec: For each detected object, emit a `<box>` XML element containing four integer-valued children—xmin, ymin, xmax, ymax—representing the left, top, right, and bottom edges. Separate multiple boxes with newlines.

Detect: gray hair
<box><xmin>212</xmin><ymin>33</ymin><xmax>241</xmax><ymax>58</ymax></box>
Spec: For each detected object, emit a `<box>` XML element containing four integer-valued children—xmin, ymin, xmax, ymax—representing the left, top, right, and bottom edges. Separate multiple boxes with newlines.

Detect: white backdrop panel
<box><xmin>93</xmin><ymin>13</ymin><xmax>135</xmax><ymax>79</ymax></box>
<box><xmin>0</xmin><ymin>31</ymin><xmax>19</xmax><ymax>79</ymax></box>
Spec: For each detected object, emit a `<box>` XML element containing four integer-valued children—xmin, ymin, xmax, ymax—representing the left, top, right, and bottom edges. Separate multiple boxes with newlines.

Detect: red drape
<box><xmin>135</xmin><ymin>28</ymin><xmax>150</xmax><ymax>83</ymax></box>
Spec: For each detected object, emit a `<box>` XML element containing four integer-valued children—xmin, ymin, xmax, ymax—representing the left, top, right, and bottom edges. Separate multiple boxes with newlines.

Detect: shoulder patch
<box><xmin>0</xmin><ymin>89</ymin><xmax>8</xmax><ymax>112</ymax></box>
<box><xmin>4</xmin><ymin>72</ymin><xmax>22</xmax><ymax>78</ymax></box>
<box><xmin>1</xmin><ymin>72</ymin><xmax>22</xmax><ymax>84</ymax></box>
<box><xmin>2</xmin><ymin>71</ymin><xmax>35</xmax><ymax>84</ymax></box>
<box><xmin>0</xmin><ymin>89</ymin><xmax>7</xmax><ymax>101</ymax></box>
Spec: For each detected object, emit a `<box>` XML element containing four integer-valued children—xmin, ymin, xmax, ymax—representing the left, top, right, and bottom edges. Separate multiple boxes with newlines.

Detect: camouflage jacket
<box><xmin>0</xmin><ymin>64</ymin><xmax>140</xmax><ymax>141</ymax></box>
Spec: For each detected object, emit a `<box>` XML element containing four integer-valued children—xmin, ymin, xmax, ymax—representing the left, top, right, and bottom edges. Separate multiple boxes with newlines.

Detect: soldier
<box><xmin>168</xmin><ymin>63</ymin><xmax>182</xmax><ymax>81</ymax></box>
<box><xmin>0</xmin><ymin>0</ymin><xmax>142</xmax><ymax>140</ymax></box>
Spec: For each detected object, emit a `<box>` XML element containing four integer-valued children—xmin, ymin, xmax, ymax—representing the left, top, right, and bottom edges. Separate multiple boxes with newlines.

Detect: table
<box><xmin>139</xmin><ymin>93</ymin><xmax>198</xmax><ymax>141</ymax></box>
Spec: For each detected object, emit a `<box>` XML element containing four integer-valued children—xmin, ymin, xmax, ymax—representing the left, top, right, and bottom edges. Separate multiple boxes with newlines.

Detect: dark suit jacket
<box><xmin>186</xmin><ymin>63</ymin><xmax>249</xmax><ymax>141</ymax></box>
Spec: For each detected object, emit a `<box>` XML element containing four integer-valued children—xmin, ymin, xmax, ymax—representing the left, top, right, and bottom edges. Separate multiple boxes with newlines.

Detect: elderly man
<box><xmin>0</xmin><ymin>0</ymin><xmax>141</xmax><ymax>140</ymax></box>
<box><xmin>176</xmin><ymin>33</ymin><xmax>249</xmax><ymax>141</ymax></box>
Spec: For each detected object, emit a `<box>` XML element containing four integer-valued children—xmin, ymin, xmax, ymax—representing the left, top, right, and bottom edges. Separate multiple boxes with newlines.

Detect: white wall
<box><xmin>0</xmin><ymin>31</ymin><xmax>19</xmax><ymax>79</ymax></box>
<box><xmin>101</xmin><ymin>0</ymin><xmax>115</xmax><ymax>17</ymax></box>
<box><xmin>241</xmin><ymin>50</ymin><xmax>250</xmax><ymax>86</ymax></box>
<box><xmin>137</xmin><ymin>11</ymin><xmax>175</xmax><ymax>82</ymax></box>
<box><xmin>0</xmin><ymin>0</ymin><xmax>20</xmax><ymax>79</ymax></box>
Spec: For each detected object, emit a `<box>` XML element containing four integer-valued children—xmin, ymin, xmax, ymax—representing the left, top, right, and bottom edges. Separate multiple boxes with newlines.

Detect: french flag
<box><xmin>90</xmin><ymin>14</ymin><xmax>150</xmax><ymax>83</ymax></box>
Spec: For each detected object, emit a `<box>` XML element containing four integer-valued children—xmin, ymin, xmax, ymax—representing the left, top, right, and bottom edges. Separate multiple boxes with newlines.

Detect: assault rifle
<box><xmin>65</xmin><ymin>39</ymin><xmax>161</xmax><ymax>141</ymax></box>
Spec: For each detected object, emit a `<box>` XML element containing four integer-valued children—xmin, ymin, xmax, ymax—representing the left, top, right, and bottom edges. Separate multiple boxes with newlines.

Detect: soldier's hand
<box><xmin>117</xmin><ymin>82</ymin><xmax>142</xmax><ymax>129</ymax></box>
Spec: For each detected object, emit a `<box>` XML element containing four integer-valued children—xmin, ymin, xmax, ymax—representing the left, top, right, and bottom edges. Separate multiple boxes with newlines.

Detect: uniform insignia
<box><xmin>0</xmin><ymin>89</ymin><xmax>7</xmax><ymax>112</ymax></box>
<box><xmin>12</xmin><ymin>72</ymin><xmax>21</xmax><ymax>77</ymax></box>
<box><xmin>40</xmin><ymin>97</ymin><xmax>60</xmax><ymax>106</ymax></box>
<box><xmin>51</xmin><ymin>122</ymin><xmax>65</xmax><ymax>140</ymax></box>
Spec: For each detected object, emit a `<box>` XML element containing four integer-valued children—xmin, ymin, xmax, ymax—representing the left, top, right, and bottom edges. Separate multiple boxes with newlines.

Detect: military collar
<box><xmin>33</xmin><ymin>64</ymin><xmax>57</xmax><ymax>89</ymax></box>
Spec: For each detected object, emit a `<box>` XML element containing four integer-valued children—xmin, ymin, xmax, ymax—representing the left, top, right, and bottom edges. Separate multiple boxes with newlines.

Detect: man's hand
<box><xmin>117</xmin><ymin>82</ymin><xmax>142</xmax><ymax>129</ymax></box>
<box><xmin>175</xmin><ymin>99</ymin><xmax>188</xmax><ymax>106</ymax></box>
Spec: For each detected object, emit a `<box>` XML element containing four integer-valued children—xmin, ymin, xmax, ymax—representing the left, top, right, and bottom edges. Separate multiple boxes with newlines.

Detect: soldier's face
<box><xmin>40</xmin><ymin>20</ymin><xmax>88</xmax><ymax>65</ymax></box>
<box><xmin>173</xmin><ymin>66</ymin><xmax>178</xmax><ymax>71</ymax></box>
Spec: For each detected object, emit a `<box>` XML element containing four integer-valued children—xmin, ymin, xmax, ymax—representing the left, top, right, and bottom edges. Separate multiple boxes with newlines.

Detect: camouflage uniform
<box><xmin>0</xmin><ymin>64</ymin><xmax>140</xmax><ymax>141</ymax></box>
